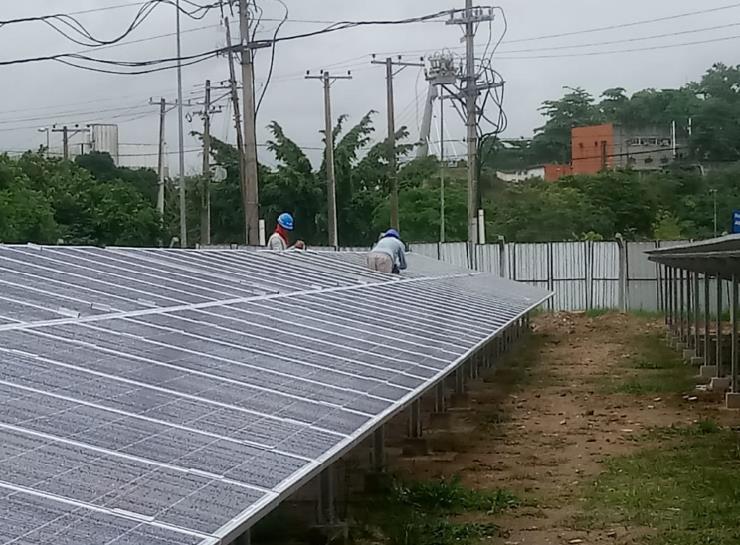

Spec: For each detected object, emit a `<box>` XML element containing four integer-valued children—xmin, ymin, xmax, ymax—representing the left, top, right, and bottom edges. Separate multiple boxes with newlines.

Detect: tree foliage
<box><xmin>2</xmin><ymin>61</ymin><xmax>740</xmax><ymax>248</ymax></box>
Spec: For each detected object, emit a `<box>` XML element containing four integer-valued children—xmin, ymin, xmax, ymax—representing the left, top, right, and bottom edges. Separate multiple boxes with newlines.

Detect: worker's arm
<box><xmin>397</xmin><ymin>243</ymin><xmax>408</xmax><ymax>270</ymax></box>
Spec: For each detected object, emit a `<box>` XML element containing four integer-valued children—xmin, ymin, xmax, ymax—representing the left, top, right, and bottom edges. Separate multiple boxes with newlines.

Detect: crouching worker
<box><xmin>367</xmin><ymin>229</ymin><xmax>407</xmax><ymax>274</ymax></box>
<box><xmin>267</xmin><ymin>213</ymin><xmax>305</xmax><ymax>251</ymax></box>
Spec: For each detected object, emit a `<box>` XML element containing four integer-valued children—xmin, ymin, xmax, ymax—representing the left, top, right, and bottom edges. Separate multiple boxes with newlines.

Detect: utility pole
<box><xmin>149</xmin><ymin>97</ymin><xmax>186</xmax><ymax>219</ymax></box>
<box><xmin>447</xmin><ymin>3</ymin><xmax>496</xmax><ymax>262</ymax></box>
<box><xmin>306</xmin><ymin>70</ymin><xmax>352</xmax><ymax>247</ymax></box>
<box><xmin>197</xmin><ymin>79</ymin><xmax>223</xmax><ymax>246</ymax></box>
<box><xmin>464</xmin><ymin>0</ymin><xmax>479</xmax><ymax>249</ymax></box>
<box><xmin>371</xmin><ymin>55</ymin><xmax>424</xmax><ymax>231</ymax></box>
<box><xmin>52</xmin><ymin>126</ymin><xmax>70</xmax><ymax>160</ymax></box>
<box><xmin>202</xmin><ymin>80</ymin><xmax>213</xmax><ymax>246</ymax></box>
<box><xmin>440</xmin><ymin>86</ymin><xmax>446</xmax><ymax>243</ymax></box>
<box><xmin>239</xmin><ymin>0</ymin><xmax>262</xmax><ymax>246</ymax></box>
<box><xmin>52</xmin><ymin>124</ymin><xmax>89</xmax><ymax>161</ymax></box>
<box><xmin>176</xmin><ymin>0</ymin><xmax>187</xmax><ymax>248</ymax></box>
<box><xmin>223</xmin><ymin>17</ymin><xmax>249</xmax><ymax>245</ymax></box>
<box><xmin>157</xmin><ymin>98</ymin><xmax>167</xmax><ymax>217</ymax></box>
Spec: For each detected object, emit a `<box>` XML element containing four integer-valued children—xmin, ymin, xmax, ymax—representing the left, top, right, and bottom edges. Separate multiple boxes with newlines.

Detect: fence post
<box><xmin>617</xmin><ymin>237</ymin><xmax>627</xmax><ymax>313</ymax></box>
<box><xmin>547</xmin><ymin>242</ymin><xmax>555</xmax><ymax>312</ymax></box>
<box><xmin>497</xmin><ymin>238</ymin><xmax>506</xmax><ymax>278</ymax></box>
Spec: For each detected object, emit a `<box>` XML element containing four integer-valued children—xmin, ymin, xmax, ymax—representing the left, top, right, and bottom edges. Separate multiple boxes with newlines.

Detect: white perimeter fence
<box><xmin>208</xmin><ymin>240</ymin><xmax>729</xmax><ymax>313</ymax></box>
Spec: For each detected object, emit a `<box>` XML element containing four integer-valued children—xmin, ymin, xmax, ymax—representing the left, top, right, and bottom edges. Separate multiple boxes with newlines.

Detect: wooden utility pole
<box><xmin>52</xmin><ymin>124</ymin><xmax>89</xmax><ymax>161</ymax></box>
<box><xmin>306</xmin><ymin>71</ymin><xmax>352</xmax><ymax>248</ymax></box>
<box><xmin>52</xmin><ymin>126</ymin><xmax>70</xmax><ymax>160</ymax></box>
<box><xmin>371</xmin><ymin>55</ymin><xmax>424</xmax><ymax>232</ymax></box>
<box><xmin>239</xmin><ymin>0</ymin><xmax>261</xmax><ymax>246</ymax></box>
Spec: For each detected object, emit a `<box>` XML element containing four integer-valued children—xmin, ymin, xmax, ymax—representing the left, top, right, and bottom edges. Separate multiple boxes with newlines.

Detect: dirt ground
<box><xmin>389</xmin><ymin>312</ymin><xmax>739</xmax><ymax>545</ymax></box>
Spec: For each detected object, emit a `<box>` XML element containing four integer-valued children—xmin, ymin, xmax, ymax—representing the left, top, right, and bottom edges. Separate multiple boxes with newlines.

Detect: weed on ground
<box><xmin>351</xmin><ymin>477</ymin><xmax>520</xmax><ymax>545</ymax></box>
<box><xmin>583</xmin><ymin>422</ymin><xmax>740</xmax><ymax>545</ymax></box>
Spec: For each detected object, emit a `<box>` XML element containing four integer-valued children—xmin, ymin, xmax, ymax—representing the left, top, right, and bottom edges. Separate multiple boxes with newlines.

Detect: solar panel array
<box><xmin>0</xmin><ymin>245</ymin><xmax>550</xmax><ymax>545</ymax></box>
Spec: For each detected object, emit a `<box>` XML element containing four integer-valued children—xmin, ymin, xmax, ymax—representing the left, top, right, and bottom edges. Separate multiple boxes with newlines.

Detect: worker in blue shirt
<box><xmin>367</xmin><ymin>229</ymin><xmax>407</xmax><ymax>274</ymax></box>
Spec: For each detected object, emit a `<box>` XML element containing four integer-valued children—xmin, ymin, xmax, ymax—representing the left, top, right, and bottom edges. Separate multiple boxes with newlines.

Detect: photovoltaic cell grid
<box><xmin>0</xmin><ymin>245</ymin><xmax>550</xmax><ymax>545</ymax></box>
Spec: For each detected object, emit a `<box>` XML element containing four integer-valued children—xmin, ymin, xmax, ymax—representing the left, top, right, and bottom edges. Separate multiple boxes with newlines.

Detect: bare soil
<box><xmin>390</xmin><ymin>312</ymin><xmax>737</xmax><ymax>545</ymax></box>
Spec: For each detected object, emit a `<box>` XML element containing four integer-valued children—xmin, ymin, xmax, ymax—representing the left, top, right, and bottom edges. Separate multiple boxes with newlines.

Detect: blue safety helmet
<box><xmin>384</xmin><ymin>229</ymin><xmax>400</xmax><ymax>239</ymax></box>
<box><xmin>277</xmin><ymin>213</ymin><xmax>294</xmax><ymax>231</ymax></box>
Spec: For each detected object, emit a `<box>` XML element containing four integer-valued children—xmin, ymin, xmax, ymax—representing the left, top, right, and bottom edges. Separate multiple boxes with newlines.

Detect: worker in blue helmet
<box><xmin>267</xmin><ymin>213</ymin><xmax>305</xmax><ymax>251</ymax></box>
<box><xmin>367</xmin><ymin>228</ymin><xmax>407</xmax><ymax>274</ymax></box>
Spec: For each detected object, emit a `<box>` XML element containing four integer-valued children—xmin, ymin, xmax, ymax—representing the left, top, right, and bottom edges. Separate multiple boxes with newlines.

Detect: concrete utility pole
<box><xmin>239</xmin><ymin>0</ymin><xmax>261</xmax><ymax>246</ymax></box>
<box><xmin>440</xmin><ymin>86</ymin><xmax>446</xmax><ymax>243</ymax></box>
<box><xmin>223</xmin><ymin>17</ymin><xmax>249</xmax><ymax>244</ymax></box>
<box><xmin>149</xmin><ymin>97</ymin><xmax>188</xmax><ymax>218</ymax></box>
<box><xmin>201</xmin><ymin>80</ymin><xmax>213</xmax><ymax>246</ymax></box>
<box><xmin>447</xmin><ymin>2</ymin><xmax>496</xmax><ymax>262</ymax></box>
<box><xmin>196</xmin><ymin>79</ymin><xmax>224</xmax><ymax>246</ymax></box>
<box><xmin>157</xmin><ymin>98</ymin><xmax>167</xmax><ymax>217</ymax></box>
<box><xmin>306</xmin><ymin>71</ymin><xmax>352</xmax><ymax>247</ymax></box>
<box><xmin>371</xmin><ymin>55</ymin><xmax>424</xmax><ymax>231</ymax></box>
<box><xmin>176</xmin><ymin>0</ymin><xmax>187</xmax><ymax>248</ymax></box>
<box><xmin>464</xmin><ymin>0</ymin><xmax>479</xmax><ymax>248</ymax></box>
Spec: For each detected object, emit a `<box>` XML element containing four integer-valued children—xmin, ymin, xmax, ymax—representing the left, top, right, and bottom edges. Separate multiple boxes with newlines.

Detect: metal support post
<box><xmin>666</xmin><ymin>267</ymin><xmax>673</xmax><ymax>331</ymax></box>
<box><xmin>732</xmin><ymin>276</ymin><xmax>738</xmax><ymax>392</ymax></box>
<box><xmin>704</xmin><ymin>274</ymin><xmax>711</xmax><ymax>363</ymax></box>
<box><xmin>693</xmin><ymin>272</ymin><xmax>701</xmax><ymax>352</ymax></box>
<box><xmin>686</xmin><ymin>270</ymin><xmax>693</xmax><ymax>347</ymax></box>
<box><xmin>409</xmin><ymin>399</ymin><xmax>422</xmax><ymax>439</ymax></box>
<box><xmin>318</xmin><ymin>467</ymin><xmax>336</xmax><ymax>525</ymax></box>
<box><xmin>672</xmin><ymin>267</ymin><xmax>679</xmax><ymax>337</ymax></box>
<box><xmin>716</xmin><ymin>278</ymin><xmax>723</xmax><ymax>378</ymax></box>
<box><xmin>372</xmin><ymin>426</ymin><xmax>385</xmax><ymax>472</ymax></box>
<box><xmin>678</xmin><ymin>269</ymin><xmax>686</xmax><ymax>343</ymax></box>
<box><xmin>435</xmin><ymin>382</ymin><xmax>446</xmax><ymax>413</ymax></box>
<box><xmin>454</xmin><ymin>367</ymin><xmax>465</xmax><ymax>395</ymax></box>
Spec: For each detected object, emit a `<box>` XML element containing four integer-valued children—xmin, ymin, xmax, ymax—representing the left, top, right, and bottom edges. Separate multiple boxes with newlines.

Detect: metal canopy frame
<box><xmin>648</xmin><ymin>236</ymin><xmax>740</xmax><ymax>409</ymax></box>
<box><xmin>0</xmin><ymin>245</ymin><xmax>551</xmax><ymax>545</ymax></box>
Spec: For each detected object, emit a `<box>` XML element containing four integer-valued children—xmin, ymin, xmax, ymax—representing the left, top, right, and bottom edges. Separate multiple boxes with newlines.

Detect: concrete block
<box><xmin>700</xmin><ymin>365</ymin><xmax>718</xmax><ymax>379</ymax></box>
<box><xmin>674</xmin><ymin>342</ymin><xmax>687</xmax><ymax>351</ymax></box>
<box><xmin>682</xmin><ymin>349</ymin><xmax>696</xmax><ymax>362</ymax></box>
<box><xmin>726</xmin><ymin>392</ymin><xmax>740</xmax><ymax>410</ymax></box>
<box><xmin>710</xmin><ymin>377</ymin><xmax>732</xmax><ymax>393</ymax></box>
<box><xmin>690</xmin><ymin>356</ymin><xmax>705</xmax><ymax>367</ymax></box>
<box><xmin>402</xmin><ymin>438</ymin><xmax>429</xmax><ymax>457</ymax></box>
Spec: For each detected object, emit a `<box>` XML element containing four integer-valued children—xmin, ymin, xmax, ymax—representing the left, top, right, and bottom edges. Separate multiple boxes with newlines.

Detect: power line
<box><xmin>496</xmin><ymin>33</ymin><xmax>740</xmax><ymax>60</ymax></box>
<box><xmin>498</xmin><ymin>21</ymin><xmax>740</xmax><ymax>55</ymax></box>
<box><xmin>504</xmin><ymin>1</ymin><xmax>740</xmax><ymax>44</ymax></box>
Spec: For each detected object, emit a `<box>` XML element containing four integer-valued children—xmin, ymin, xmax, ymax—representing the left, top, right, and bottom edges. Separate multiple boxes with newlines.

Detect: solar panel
<box><xmin>0</xmin><ymin>245</ymin><xmax>551</xmax><ymax>544</ymax></box>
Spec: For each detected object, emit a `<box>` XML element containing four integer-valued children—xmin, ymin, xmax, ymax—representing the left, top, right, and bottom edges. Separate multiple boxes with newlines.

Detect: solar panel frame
<box><xmin>0</xmin><ymin>245</ymin><xmax>551</xmax><ymax>545</ymax></box>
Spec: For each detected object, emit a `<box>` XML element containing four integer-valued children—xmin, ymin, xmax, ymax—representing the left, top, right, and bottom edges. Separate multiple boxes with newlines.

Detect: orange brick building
<box><xmin>571</xmin><ymin>124</ymin><xmax>614</xmax><ymax>175</ymax></box>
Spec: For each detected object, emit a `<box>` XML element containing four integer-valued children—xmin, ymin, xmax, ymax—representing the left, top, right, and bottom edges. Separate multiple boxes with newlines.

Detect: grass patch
<box><xmin>601</xmin><ymin>333</ymin><xmax>695</xmax><ymax>395</ymax></box>
<box><xmin>583</xmin><ymin>425</ymin><xmax>740</xmax><ymax>545</ymax></box>
<box><xmin>352</xmin><ymin>477</ymin><xmax>520</xmax><ymax>545</ymax></box>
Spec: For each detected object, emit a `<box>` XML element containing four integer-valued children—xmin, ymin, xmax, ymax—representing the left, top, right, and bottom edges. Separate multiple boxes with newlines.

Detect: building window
<box><xmin>659</xmin><ymin>138</ymin><xmax>672</xmax><ymax>147</ymax></box>
<box><xmin>644</xmin><ymin>157</ymin><xmax>654</xmax><ymax>165</ymax></box>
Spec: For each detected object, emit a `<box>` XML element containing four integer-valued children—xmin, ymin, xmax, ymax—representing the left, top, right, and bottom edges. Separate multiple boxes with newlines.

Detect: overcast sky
<box><xmin>0</xmin><ymin>0</ymin><xmax>737</xmax><ymax>172</ymax></box>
